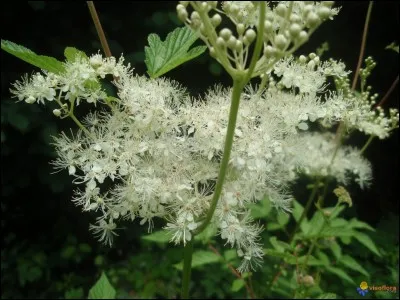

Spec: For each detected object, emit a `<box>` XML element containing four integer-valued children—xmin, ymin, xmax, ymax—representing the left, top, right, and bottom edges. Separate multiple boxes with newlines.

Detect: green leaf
<box><xmin>174</xmin><ymin>250</ymin><xmax>220</xmax><ymax>270</ymax></box>
<box><xmin>306</xmin><ymin>211</ymin><xmax>324</xmax><ymax>237</ymax></box>
<box><xmin>325</xmin><ymin>266</ymin><xmax>355</xmax><ymax>285</ymax></box>
<box><xmin>386</xmin><ymin>42</ymin><xmax>399</xmax><ymax>53</ymax></box>
<box><xmin>267</xmin><ymin>222</ymin><xmax>284</xmax><ymax>231</ymax></box>
<box><xmin>64</xmin><ymin>47</ymin><xmax>88</xmax><ymax>62</ymax></box>
<box><xmin>231</xmin><ymin>279</ymin><xmax>245</xmax><ymax>292</ymax></box>
<box><xmin>353</xmin><ymin>232</ymin><xmax>381</xmax><ymax>257</ymax></box>
<box><xmin>249</xmin><ymin>196</ymin><xmax>272</xmax><ymax>219</ymax></box>
<box><xmin>317</xmin><ymin>293</ymin><xmax>337</xmax><ymax>299</ymax></box>
<box><xmin>224</xmin><ymin>249</ymin><xmax>237</xmax><ymax>262</ymax></box>
<box><xmin>348</xmin><ymin>218</ymin><xmax>375</xmax><ymax>231</ymax></box>
<box><xmin>329</xmin><ymin>241</ymin><xmax>342</xmax><ymax>260</ymax></box>
<box><xmin>264</xmin><ymin>249</ymin><xmax>294</xmax><ymax>261</ymax></box>
<box><xmin>141</xmin><ymin>230</ymin><xmax>172</xmax><ymax>243</ymax></box>
<box><xmin>144</xmin><ymin>26</ymin><xmax>207</xmax><ymax>78</ymax></box>
<box><xmin>8</xmin><ymin>113</ymin><xmax>30</xmax><ymax>132</ymax></box>
<box><xmin>277</xmin><ymin>211</ymin><xmax>290</xmax><ymax>226</ymax></box>
<box><xmin>88</xmin><ymin>272</ymin><xmax>116</xmax><ymax>299</ymax></box>
<box><xmin>269</xmin><ymin>237</ymin><xmax>292</xmax><ymax>252</ymax></box>
<box><xmin>339</xmin><ymin>255</ymin><xmax>369</xmax><ymax>277</ymax></box>
<box><xmin>1</xmin><ymin>39</ymin><xmax>65</xmax><ymax>74</ymax></box>
<box><xmin>292</xmin><ymin>200</ymin><xmax>304</xmax><ymax>222</ymax></box>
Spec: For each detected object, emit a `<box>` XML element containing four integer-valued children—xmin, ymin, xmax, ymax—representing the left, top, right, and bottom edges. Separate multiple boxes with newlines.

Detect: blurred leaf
<box><xmin>1</xmin><ymin>39</ymin><xmax>65</xmax><ymax>74</ymax></box>
<box><xmin>64</xmin><ymin>47</ymin><xmax>88</xmax><ymax>62</ymax></box>
<box><xmin>325</xmin><ymin>266</ymin><xmax>355</xmax><ymax>285</ymax></box>
<box><xmin>142</xmin><ymin>230</ymin><xmax>171</xmax><ymax>243</ymax></box>
<box><xmin>329</xmin><ymin>241</ymin><xmax>342</xmax><ymax>260</ymax></box>
<box><xmin>277</xmin><ymin>212</ymin><xmax>290</xmax><ymax>226</ymax></box>
<box><xmin>88</xmin><ymin>272</ymin><xmax>116</xmax><ymax>299</ymax></box>
<box><xmin>8</xmin><ymin>113</ymin><xmax>30</xmax><ymax>132</ymax></box>
<box><xmin>174</xmin><ymin>250</ymin><xmax>220</xmax><ymax>270</ymax></box>
<box><xmin>65</xmin><ymin>287</ymin><xmax>84</xmax><ymax>299</ymax></box>
<box><xmin>339</xmin><ymin>255</ymin><xmax>369</xmax><ymax>277</ymax></box>
<box><xmin>269</xmin><ymin>237</ymin><xmax>291</xmax><ymax>252</ymax></box>
<box><xmin>145</xmin><ymin>26</ymin><xmax>206</xmax><ymax>78</ymax></box>
<box><xmin>317</xmin><ymin>293</ymin><xmax>337</xmax><ymax>299</ymax></box>
<box><xmin>231</xmin><ymin>278</ymin><xmax>245</xmax><ymax>292</ymax></box>
<box><xmin>78</xmin><ymin>243</ymin><xmax>92</xmax><ymax>253</ymax></box>
<box><xmin>61</xmin><ymin>246</ymin><xmax>76</xmax><ymax>259</ymax></box>
<box><xmin>353</xmin><ymin>232</ymin><xmax>381</xmax><ymax>257</ymax></box>
<box><xmin>348</xmin><ymin>218</ymin><xmax>375</xmax><ymax>231</ymax></box>
<box><xmin>292</xmin><ymin>200</ymin><xmax>304</xmax><ymax>222</ymax></box>
<box><xmin>386</xmin><ymin>42</ymin><xmax>399</xmax><ymax>53</ymax></box>
<box><xmin>249</xmin><ymin>196</ymin><xmax>272</xmax><ymax>219</ymax></box>
<box><xmin>306</xmin><ymin>211</ymin><xmax>324</xmax><ymax>237</ymax></box>
<box><xmin>224</xmin><ymin>249</ymin><xmax>237</xmax><ymax>262</ymax></box>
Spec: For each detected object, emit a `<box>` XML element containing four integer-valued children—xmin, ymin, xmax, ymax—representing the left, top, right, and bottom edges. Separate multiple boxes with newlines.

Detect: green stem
<box><xmin>360</xmin><ymin>135</ymin><xmax>375</xmax><ymax>155</ymax></box>
<box><xmin>195</xmin><ymin>78</ymin><xmax>244</xmax><ymax>234</ymax></box>
<box><xmin>195</xmin><ymin>2</ymin><xmax>266</xmax><ymax>235</ymax></box>
<box><xmin>181</xmin><ymin>239</ymin><xmax>194</xmax><ymax>299</ymax></box>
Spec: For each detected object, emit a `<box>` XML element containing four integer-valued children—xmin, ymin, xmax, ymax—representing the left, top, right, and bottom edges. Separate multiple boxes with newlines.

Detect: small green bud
<box><xmin>289</xmin><ymin>23</ymin><xmax>302</xmax><ymax>37</ymax></box>
<box><xmin>245</xmin><ymin>29</ymin><xmax>256</xmax><ymax>44</ymax></box>
<box><xmin>220</xmin><ymin>28</ymin><xmax>232</xmax><ymax>40</ymax></box>
<box><xmin>274</xmin><ymin>34</ymin><xmax>288</xmax><ymax>50</ymax></box>
<box><xmin>276</xmin><ymin>4</ymin><xmax>287</xmax><ymax>17</ymax></box>
<box><xmin>211</xmin><ymin>14</ymin><xmax>222</xmax><ymax>27</ymax></box>
<box><xmin>53</xmin><ymin>109</ymin><xmax>62</xmax><ymax>117</ymax></box>
<box><xmin>306</xmin><ymin>12</ymin><xmax>320</xmax><ymax>27</ymax></box>
<box><xmin>236</xmin><ymin>23</ymin><xmax>245</xmax><ymax>35</ymax></box>
<box><xmin>318</xmin><ymin>6</ymin><xmax>332</xmax><ymax>20</ymax></box>
<box><xmin>25</xmin><ymin>96</ymin><xmax>36</xmax><ymax>104</ymax></box>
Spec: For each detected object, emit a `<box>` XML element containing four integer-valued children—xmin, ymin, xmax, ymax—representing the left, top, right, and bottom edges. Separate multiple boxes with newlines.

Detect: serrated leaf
<box><xmin>88</xmin><ymin>272</ymin><xmax>116</xmax><ymax>299</ymax></box>
<box><xmin>1</xmin><ymin>39</ymin><xmax>65</xmax><ymax>74</ymax></box>
<box><xmin>316</xmin><ymin>227</ymin><xmax>355</xmax><ymax>238</ymax></box>
<box><xmin>174</xmin><ymin>250</ymin><xmax>220</xmax><ymax>270</ymax></box>
<box><xmin>231</xmin><ymin>279</ymin><xmax>245</xmax><ymax>292</ymax></box>
<box><xmin>353</xmin><ymin>232</ymin><xmax>381</xmax><ymax>257</ymax></box>
<box><xmin>317</xmin><ymin>293</ymin><xmax>337</xmax><ymax>299</ymax></box>
<box><xmin>325</xmin><ymin>266</ymin><xmax>355</xmax><ymax>285</ymax></box>
<box><xmin>339</xmin><ymin>255</ymin><xmax>369</xmax><ymax>277</ymax></box>
<box><xmin>64</xmin><ymin>47</ymin><xmax>89</xmax><ymax>62</ymax></box>
<box><xmin>141</xmin><ymin>230</ymin><xmax>172</xmax><ymax>243</ymax></box>
<box><xmin>144</xmin><ymin>26</ymin><xmax>206</xmax><ymax>78</ymax></box>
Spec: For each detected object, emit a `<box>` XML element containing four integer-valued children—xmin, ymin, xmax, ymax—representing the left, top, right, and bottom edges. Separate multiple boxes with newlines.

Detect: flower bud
<box><xmin>53</xmin><ymin>109</ymin><xmax>62</xmax><ymax>117</ymax></box>
<box><xmin>318</xmin><ymin>6</ymin><xmax>332</xmax><ymax>20</ymax></box>
<box><xmin>25</xmin><ymin>96</ymin><xmax>36</xmax><ymax>104</ymax></box>
<box><xmin>274</xmin><ymin>34</ymin><xmax>288</xmax><ymax>50</ymax></box>
<box><xmin>276</xmin><ymin>3</ymin><xmax>287</xmax><ymax>17</ymax></box>
<box><xmin>297</xmin><ymin>31</ymin><xmax>308</xmax><ymax>43</ymax></box>
<box><xmin>220</xmin><ymin>28</ymin><xmax>232</xmax><ymax>40</ymax></box>
<box><xmin>306</xmin><ymin>12</ymin><xmax>320</xmax><ymax>27</ymax></box>
<box><xmin>236</xmin><ymin>23</ymin><xmax>245</xmax><ymax>35</ymax></box>
<box><xmin>227</xmin><ymin>36</ymin><xmax>237</xmax><ymax>49</ymax></box>
<box><xmin>245</xmin><ymin>29</ymin><xmax>256</xmax><ymax>44</ymax></box>
<box><xmin>211</xmin><ymin>14</ymin><xmax>222</xmax><ymax>27</ymax></box>
<box><xmin>289</xmin><ymin>23</ymin><xmax>301</xmax><ymax>37</ymax></box>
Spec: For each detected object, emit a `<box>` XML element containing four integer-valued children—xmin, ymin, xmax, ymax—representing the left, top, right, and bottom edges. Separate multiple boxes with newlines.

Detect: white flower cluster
<box><xmin>10</xmin><ymin>48</ymin><xmax>398</xmax><ymax>272</ymax></box>
<box><xmin>11</xmin><ymin>53</ymin><xmax>129</xmax><ymax>109</ymax></box>
<box><xmin>9</xmin><ymin>1</ymin><xmax>398</xmax><ymax>273</ymax></box>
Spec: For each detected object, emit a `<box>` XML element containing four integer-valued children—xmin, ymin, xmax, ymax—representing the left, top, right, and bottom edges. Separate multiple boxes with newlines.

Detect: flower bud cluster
<box><xmin>177</xmin><ymin>2</ymin><xmax>339</xmax><ymax>76</ymax></box>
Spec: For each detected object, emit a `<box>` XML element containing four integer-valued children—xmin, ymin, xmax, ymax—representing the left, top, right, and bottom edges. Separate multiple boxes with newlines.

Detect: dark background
<box><xmin>1</xmin><ymin>1</ymin><xmax>398</xmax><ymax>299</ymax></box>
